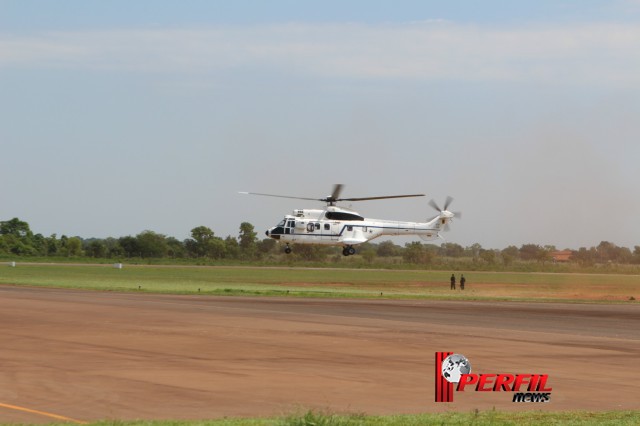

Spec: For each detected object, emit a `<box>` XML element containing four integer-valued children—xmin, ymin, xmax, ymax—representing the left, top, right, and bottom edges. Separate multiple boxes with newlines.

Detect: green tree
<box><xmin>440</xmin><ymin>242</ymin><xmax>464</xmax><ymax>258</ymax></box>
<box><xmin>0</xmin><ymin>218</ymin><xmax>32</xmax><ymax>238</ymax></box>
<box><xmin>403</xmin><ymin>242</ymin><xmax>433</xmax><ymax>264</ymax></box>
<box><xmin>616</xmin><ymin>247</ymin><xmax>633</xmax><ymax>264</ymax></box>
<box><xmin>377</xmin><ymin>240</ymin><xmax>401</xmax><ymax>257</ymax></box>
<box><xmin>501</xmin><ymin>245</ymin><xmax>519</xmax><ymax>261</ymax></box>
<box><xmin>519</xmin><ymin>244</ymin><xmax>541</xmax><ymax>261</ymax></box>
<box><xmin>1</xmin><ymin>234</ymin><xmax>34</xmax><ymax>255</ymax></box>
<box><xmin>46</xmin><ymin>234</ymin><xmax>59</xmax><ymax>256</ymax></box>
<box><xmin>256</xmin><ymin>238</ymin><xmax>277</xmax><ymax>256</ymax></box>
<box><xmin>119</xmin><ymin>236</ymin><xmax>140</xmax><ymax>258</ymax></box>
<box><xmin>536</xmin><ymin>247</ymin><xmax>552</xmax><ymax>264</ymax></box>
<box><xmin>185</xmin><ymin>226</ymin><xmax>225</xmax><ymax>259</ymax></box>
<box><xmin>191</xmin><ymin>226</ymin><xmax>214</xmax><ymax>244</ymax></box>
<box><xmin>208</xmin><ymin>238</ymin><xmax>227</xmax><ymax>259</ymax></box>
<box><xmin>186</xmin><ymin>226</ymin><xmax>215</xmax><ymax>257</ymax></box>
<box><xmin>166</xmin><ymin>237</ymin><xmax>185</xmax><ymax>258</ymax></box>
<box><xmin>0</xmin><ymin>218</ymin><xmax>35</xmax><ymax>255</ymax></box>
<box><xmin>86</xmin><ymin>240</ymin><xmax>107</xmax><ymax>258</ymax></box>
<box><xmin>595</xmin><ymin>241</ymin><xmax>632</xmax><ymax>264</ymax></box>
<box><xmin>572</xmin><ymin>247</ymin><xmax>597</xmax><ymax>266</ymax></box>
<box><xmin>224</xmin><ymin>236</ymin><xmax>240</xmax><ymax>259</ymax></box>
<box><xmin>238</xmin><ymin>222</ymin><xmax>257</xmax><ymax>259</ymax></box>
<box><xmin>104</xmin><ymin>237</ymin><xmax>124</xmax><ymax>258</ymax></box>
<box><xmin>466</xmin><ymin>243</ymin><xmax>483</xmax><ymax>259</ymax></box>
<box><xmin>479</xmin><ymin>249</ymin><xmax>496</xmax><ymax>264</ymax></box>
<box><xmin>136</xmin><ymin>231</ymin><xmax>169</xmax><ymax>258</ymax></box>
<box><xmin>65</xmin><ymin>237</ymin><xmax>83</xmax><ymax>257</ymax></box>
<box><xmin>361</xmin><ymin>247</ymin><xmax>376</xmax><ymax>264</ymax></box>
<box><xmin>32</xmin><ymin>233</ymin><xmax>47</xmax><ymax>255</ymax></box>
<box><xmin>0</xmin><ymin>235</ymin><xmax>8</xmax><ymax>254</ymax></box>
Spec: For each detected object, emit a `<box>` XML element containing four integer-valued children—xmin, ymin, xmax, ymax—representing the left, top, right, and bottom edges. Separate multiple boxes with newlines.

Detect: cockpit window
<box><xmin>277</xmin><ymin>220</ymin><xmax>286</xmax><ymax>227</ymax></box>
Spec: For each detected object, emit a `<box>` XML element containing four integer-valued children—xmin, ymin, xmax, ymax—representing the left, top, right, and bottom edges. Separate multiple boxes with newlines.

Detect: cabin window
<box><xmin>324</xmin><ymin>223</ymin><xmax>330</xmax><ymax>231</ymax></box>
<box><xmin>324</xmin><ymin>212</ymin><xmax>364</xmax><ymax>221</ymax></box>
<box><xmin>315</xmin><ymin>223</ymin><xmax>320</xmax><ymax>230</ymax></box>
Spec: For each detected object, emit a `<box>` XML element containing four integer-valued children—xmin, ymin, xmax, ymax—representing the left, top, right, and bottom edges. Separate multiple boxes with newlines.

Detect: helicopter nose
<box><xmin>265</xmin><ymin>230</ymin><xmax>270</xmax><ymax>237</ymax></box>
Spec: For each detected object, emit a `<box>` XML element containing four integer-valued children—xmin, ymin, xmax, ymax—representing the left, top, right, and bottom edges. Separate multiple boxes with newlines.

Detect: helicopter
<box><xmin>240</xmin><ymin>184</ymin><xmax>461</xmax><ymax>256</ymax></box>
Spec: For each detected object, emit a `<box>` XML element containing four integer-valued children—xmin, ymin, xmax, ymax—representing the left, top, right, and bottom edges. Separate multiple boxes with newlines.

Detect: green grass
<box><xmin>73</xmin><ymin>409</ymin><xmax>640</xmax><ymax>425</ymax></box>
<box><xmin>1</xmin><ymin>263</ymin><xmax>639</xmax><ymax>302</ymax></box>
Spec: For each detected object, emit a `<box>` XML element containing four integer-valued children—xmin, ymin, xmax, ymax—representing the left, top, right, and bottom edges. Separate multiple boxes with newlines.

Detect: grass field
<box><xmin>89</xmin><ymin>409</ymin><xmax>640</xmax><ymax>425</ymax></box>
<box><xmin>1</xmin><ymin>262</ymin><xmax>639</xmax><ymax>302</ymax></box>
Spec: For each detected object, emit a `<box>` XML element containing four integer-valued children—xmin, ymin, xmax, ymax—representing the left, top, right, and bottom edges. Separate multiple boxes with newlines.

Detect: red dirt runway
<box><xmin>1</xmin><ymin>286</ymin><xmax>639</xmax><ymax>422</ymax></box>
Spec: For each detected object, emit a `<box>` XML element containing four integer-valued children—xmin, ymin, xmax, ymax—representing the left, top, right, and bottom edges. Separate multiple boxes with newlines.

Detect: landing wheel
<box><xmin>342</xmin><ymin>245</ymin><xmax>356</xmax><ymax>256</ymax></box>
<box><xmin>284</xmin><ymin>245</ymin><xmax>292</xmax><ymax>254</ymax></box>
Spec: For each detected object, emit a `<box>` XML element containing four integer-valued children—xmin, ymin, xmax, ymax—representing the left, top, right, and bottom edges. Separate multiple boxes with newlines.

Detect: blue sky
<box><xmin>2</xmin><ymin>0</ymin><xmax>640</xmax><ymax>249</ymax></box>
<box><xmin>3</xmin><ymin>1</ymin><xmax>640</xmax><ymax>28</ymax></box>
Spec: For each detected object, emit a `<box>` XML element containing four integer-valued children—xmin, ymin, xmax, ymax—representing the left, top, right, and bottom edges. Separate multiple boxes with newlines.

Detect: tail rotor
<box><xmin>428</xmin><ymin>196</ymin><xmax>461</xmax><ymax>231</ymax></box>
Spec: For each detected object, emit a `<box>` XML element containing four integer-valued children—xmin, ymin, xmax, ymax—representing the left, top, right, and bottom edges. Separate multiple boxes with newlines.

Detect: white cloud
<box><xmin>1</xmin><ymin>21</ymin><xmax>640</xmax><ymax>87</ymax></box>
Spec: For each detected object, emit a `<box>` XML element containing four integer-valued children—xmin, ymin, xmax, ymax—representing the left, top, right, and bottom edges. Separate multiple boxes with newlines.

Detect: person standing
<box><xmin>460</xmin><ymin>274</ymin><xmax>466</xmax><ymax>290</ymax></box>
<box><xmin>450</xmin><ymin>273</ymin><xmax>456</xmax><ymax>290</ymax></box>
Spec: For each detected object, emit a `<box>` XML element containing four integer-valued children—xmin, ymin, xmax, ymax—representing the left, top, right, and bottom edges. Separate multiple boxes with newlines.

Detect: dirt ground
<box><xmin>1</xmin><ymin>286</ymin><xmax>639</xmax><ymax>423</ymax></box>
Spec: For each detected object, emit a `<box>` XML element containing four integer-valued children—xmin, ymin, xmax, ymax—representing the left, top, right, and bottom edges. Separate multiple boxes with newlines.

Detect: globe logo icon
<box><xmin>441</xmin><ymin>354</ymin><xmax>471</xmax><ymax>383</ymax></box>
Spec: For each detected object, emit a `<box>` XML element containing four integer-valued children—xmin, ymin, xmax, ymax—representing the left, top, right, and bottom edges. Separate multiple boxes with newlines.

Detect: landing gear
<box><xmin>284</xmin><ymin>244</ymin><xmax>292</xmax><ymax>254</ymax></box>
<box><xmin>342</xmin><ymin>245</ymin><xmax>356</xmax><ymax>256</ymax></box>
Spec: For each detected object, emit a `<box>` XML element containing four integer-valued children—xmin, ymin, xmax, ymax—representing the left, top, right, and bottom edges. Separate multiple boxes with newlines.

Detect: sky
<box><xmin>1</xmin><ymin>0</ymin><xmax>640</xmax><ymax>250</ymax></box>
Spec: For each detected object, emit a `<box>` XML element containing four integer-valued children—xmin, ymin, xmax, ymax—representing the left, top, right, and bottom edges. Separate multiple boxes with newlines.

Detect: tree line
<box><xmin>1</xmin><ymin>217</ymin><xmax>640</xmax><ymax>267</ymax></box>
<box><xmin>0</xmin><ymin>218</ymin><xmax>264</xmax><ymax>260</ymax></box>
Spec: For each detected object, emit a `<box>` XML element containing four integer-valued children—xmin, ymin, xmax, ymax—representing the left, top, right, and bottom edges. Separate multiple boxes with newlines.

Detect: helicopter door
<box><xmin>328</xmin><ymin>222</ymin><xmax>340</xmax><ymax>241</ymax></box>
<box><xmin>285</xmin><ymin>219</ymin><xmax>295</xmax><ymax>235</ymax></box>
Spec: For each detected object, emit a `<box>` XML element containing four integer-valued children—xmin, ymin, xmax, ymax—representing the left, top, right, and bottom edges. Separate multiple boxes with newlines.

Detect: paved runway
<box><xmin>1</xmin><ymin>286</ymin><xmax>639</xmax><ymax>422</ymax></box>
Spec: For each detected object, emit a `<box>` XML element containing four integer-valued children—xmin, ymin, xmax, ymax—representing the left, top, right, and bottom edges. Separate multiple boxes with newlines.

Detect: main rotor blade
<box><xmin>339</xmin><ymin>194</ymin><xmax>425</xmax><ymax>202</ymax></box>
<box><xmin>239</xmin><ymin>192</ymin><xmax>320</xmax><ymax>202</ymax></box>
<box><xmin>330</xmin><ymin>184</ymin><xmax>344</xmax><ymax>201</ymax></box>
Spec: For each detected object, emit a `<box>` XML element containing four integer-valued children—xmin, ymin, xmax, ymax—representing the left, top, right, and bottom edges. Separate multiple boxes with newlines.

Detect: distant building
<box><xmin>551</xmin><ymin>250</ymin><xmax>573</xmax><ymax>262</ymax></box>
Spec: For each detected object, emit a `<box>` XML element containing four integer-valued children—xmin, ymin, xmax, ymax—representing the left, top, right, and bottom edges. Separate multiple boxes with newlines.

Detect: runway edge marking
<box><xmin>0</xmin><ymin>402</ymin><xmax>87</xmax><ymax>424</ymax></box>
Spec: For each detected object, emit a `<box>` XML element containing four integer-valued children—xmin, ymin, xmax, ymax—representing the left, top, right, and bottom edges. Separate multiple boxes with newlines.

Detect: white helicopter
<box><xmin>240</xmin><ymin>184</ymin><xmax>461</xmax><ymax>256</ymax></box>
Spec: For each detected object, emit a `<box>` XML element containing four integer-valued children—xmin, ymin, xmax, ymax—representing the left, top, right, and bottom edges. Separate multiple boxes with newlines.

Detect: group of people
<box><xmin>450</xmin><ymin>273</ymin><xmax>466</xmax><ymax>290</ymax></box>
